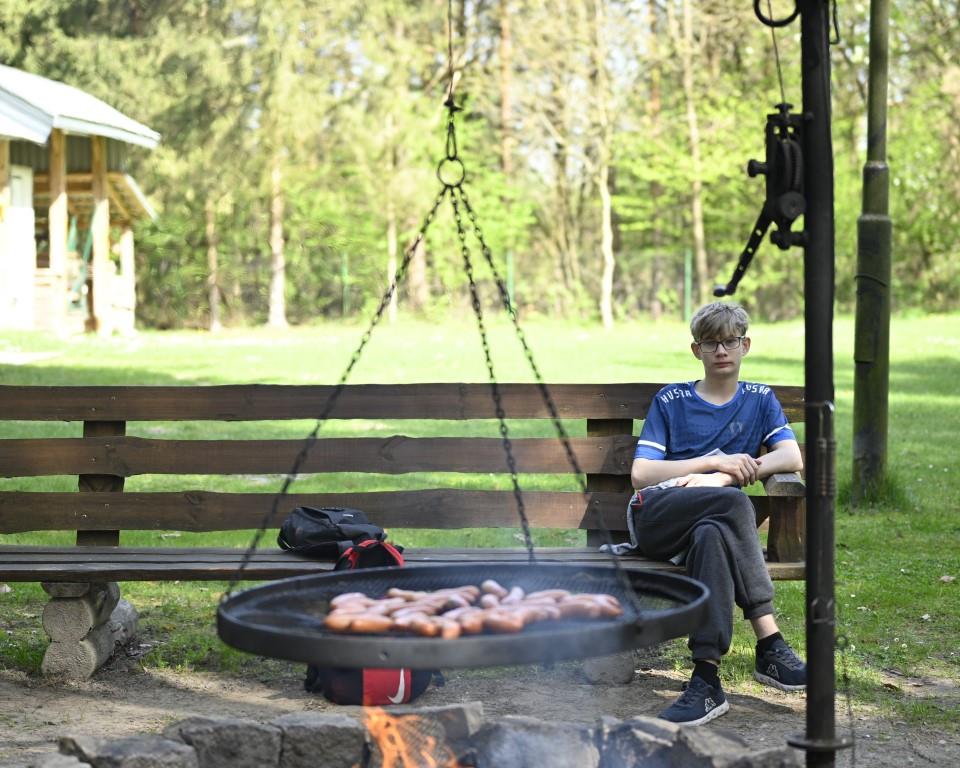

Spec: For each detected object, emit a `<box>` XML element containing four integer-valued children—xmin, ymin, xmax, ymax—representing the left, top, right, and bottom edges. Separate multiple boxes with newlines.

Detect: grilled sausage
<box><xmin>323</xmin><ymin>612</ymin><xmax>356</xmax><ymax>631</ymax></box>
<box><xmin>483</xmin><ymin>611</ymin><xmax>526</xmax><ymax>633</ymax></box>
<box><xmin>330</xmin><ymin>592</ymin><xmax>371</xmax><ymax>608</ymax></box>
<box><xmin>501</xmin><ymin>586</ymin><xmax>525</xmax><ymax>605</ymax></box>
<box><xmin>349</xmin><ymin>614</ymin><xmax>394</xmax><ymax>633</ymax></box>
<box><xmin>481</xmin><ymin>579</ymin><xmax>509</xmax><ymax>599</ymax></box>
<box><xmin>526</xmin><ymin>589</ymin><xmax>570</xmax><ymax>602</ymax></box>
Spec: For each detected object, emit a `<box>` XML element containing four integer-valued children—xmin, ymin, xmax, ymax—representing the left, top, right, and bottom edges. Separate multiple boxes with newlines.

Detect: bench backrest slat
<box><xmin>0</xmin><ymin>435</ymin><xmax>637</xmax><ymax>477</ymax></box>
<box><xmin>0</xmin><ymin>489</ymin><xmax>779</xmax><ymax>534</ymax></box>
<box><xmin>0</xmin><ymin>384</ymin><xmax>805</xmax><ymax>422</ymax></box>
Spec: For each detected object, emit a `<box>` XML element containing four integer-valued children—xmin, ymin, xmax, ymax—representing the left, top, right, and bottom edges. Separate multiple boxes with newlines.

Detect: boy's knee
<box><xmin>690</xmin><ymin>522</ymin><xmax>724</xmax><ymax>551</ymax></box>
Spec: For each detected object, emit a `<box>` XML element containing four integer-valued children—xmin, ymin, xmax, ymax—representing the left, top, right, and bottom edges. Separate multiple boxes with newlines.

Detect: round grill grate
<box><xmin>217</xmin><ymin>562</ymin><xmax>708</xmax><ymax>669</ymax></box>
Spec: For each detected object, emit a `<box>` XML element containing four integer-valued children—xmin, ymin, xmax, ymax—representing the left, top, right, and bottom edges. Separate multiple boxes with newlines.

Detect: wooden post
<box><xmin>77</xmin><ymin>420</ymin><xmax>124</xmax><ymax>546</ymax></box>
<box><xmin>48</xmin><ymin>129</ymin><xmax>68</xmax><ymax>331</ymax></box>
<box><xmin>0</xmin><ymin>140</ymin><xmax>8</xmax><ymax>328</ymax></box>
<box><xmin>116</xmin><ymin>226</ymin><xmax>136</xmax><ymax>335</ymax></box>
<box><xmin>90</xmin><ymin>136</ymin><xmax>112</xmax><ymax>336</ymax></box>
<box><xmin>585</xmin><ymin>418</ymin><xmax>633</xmax><ymax>547</ymax></box>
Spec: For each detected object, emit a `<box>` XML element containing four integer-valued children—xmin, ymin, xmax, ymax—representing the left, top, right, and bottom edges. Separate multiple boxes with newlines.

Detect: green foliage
<box><xmin>3</xmin><ymin>2</ymin><xmax>957</xmax><ymax>325</ymax></box>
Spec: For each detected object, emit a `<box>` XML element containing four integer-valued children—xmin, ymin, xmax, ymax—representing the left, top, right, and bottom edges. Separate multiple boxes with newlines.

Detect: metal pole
<box><xmin>852</xmin><ymin>0</ymin><xmax>892</xmax><ymax>504</ymax></box>
<box><xmin>786</xmin><ymin>2</ymin><xmax>848</xmax><ymax>765</ymax></box>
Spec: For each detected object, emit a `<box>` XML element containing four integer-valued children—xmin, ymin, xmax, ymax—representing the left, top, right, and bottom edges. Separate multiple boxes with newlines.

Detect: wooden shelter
<box><xmin>0</xmin><ymin>65</ymin><xmax>159</xmax><ymax>335</ymax></box>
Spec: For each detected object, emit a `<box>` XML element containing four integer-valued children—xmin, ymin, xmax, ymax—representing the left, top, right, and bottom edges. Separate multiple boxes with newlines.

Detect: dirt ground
<box><xmin>1</xmin><ymin>645</ymin><xmax>958</xmax><ymax>768</ymax></box>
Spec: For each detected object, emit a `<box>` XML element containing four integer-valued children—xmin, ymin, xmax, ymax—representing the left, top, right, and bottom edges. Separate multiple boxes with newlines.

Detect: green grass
<box><xmin>1</xmin><ymin>314</ymin><xmax>958</xmax><ymax>730</ymax></box>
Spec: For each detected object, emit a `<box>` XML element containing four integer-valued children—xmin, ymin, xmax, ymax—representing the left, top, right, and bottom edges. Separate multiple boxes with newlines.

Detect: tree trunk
<box><xmin>598</xmin><ymin>163</ymin><xmax>615</xmax><ymax>329</ymax></box>
<box><xmin>408</xmin><ymin>237</ymin><xmax>428</xmax><ymax>313</ymax></box>
<box><xmin>647</xmin><ymin>3</ymin><xmax>664</xmax><ymax>321</ymax></box>
<box><xmin>679</xmin><ymin>0</ymin><xmax>709</xmax><ymax>306</ymax></box>
<box><xmin>268</xmin><ymin>155</ymin><xmax>287</xmax><ymax>328</ymax></box>
<box><xmin>499</xmin><ymin>1</ymin><xmax>514</xmax><ymax>178</ymax></box>
<box><xmin>386</xmin><ymin>195</ymin><xmax>398</xmax><ymax>324</ymax></box>
<box><xmin>593</xmin><ymin>0</ymin><xmax>615</xmax><ymax>329</ymax></box>
<box><xmin>205</xmin><ymin>195</ymin><xmax>221</xmax><ymax>332</ymax></box>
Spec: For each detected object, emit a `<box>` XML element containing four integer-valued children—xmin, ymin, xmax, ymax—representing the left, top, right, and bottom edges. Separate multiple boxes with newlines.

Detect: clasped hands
<box><xmin>675</xmin><ymin>452</ymin><xmax>761</xmax><ymax>488</ymax></box>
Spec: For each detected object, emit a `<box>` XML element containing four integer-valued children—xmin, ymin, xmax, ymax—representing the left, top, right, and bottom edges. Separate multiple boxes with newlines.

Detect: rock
<box><xmin>30</xmin><ymin>754</ymin><xmax>91</xmax><ymax>768</ymax></box>
<box><xmin>162</xmin><ymin>716</ymin><xmax>281</xmax><ymax>768</ymax></box>
<box><xmin>672</xmin><ymin>726</ymin><xmax>754</xmax><ymax>767</ymax></box>
<box><xmin>471</xmin><ymin>715</ymin><xmax>600</xmax><ymax>768</ymax></box>
<box><xmin>269</xmin><ymin>712</ymin><xmax>366</xmax><ymax>768</ymax></box>
<box><xmin>59</xmin><ymin>734</ymin><xmax>198</xmax><ymax>767</ymax></box>
<box><xmin>363</xmin><ymin>702</ymin><xmax>485</xmax><ymax>741</ymax></box>
<box><xmin>598</xmin><ymin>715</ymin><xmax>680</xmax><ymax>767</ymax></box>
<box><xmin>582</xmin><ymin>652</ymin><xmax>636</xmax><ymax>684</ymax></box>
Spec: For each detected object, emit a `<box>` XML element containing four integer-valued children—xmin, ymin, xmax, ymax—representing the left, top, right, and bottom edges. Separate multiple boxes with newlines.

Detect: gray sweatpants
<box><xmin>630</xmin><ymin>486</ymin><xmax>774</xmax><ymax>662</ymax></box>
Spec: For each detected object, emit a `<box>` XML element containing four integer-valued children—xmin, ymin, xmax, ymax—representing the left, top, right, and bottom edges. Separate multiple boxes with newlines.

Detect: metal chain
<box><xmin>453</xmin><ymin>184</ymin><xmax>645</xmax><ymax>614</ymax></box>
<box><xmin>766</xmin><ymin>0</ymin><xmax>788</xmax><ymax>105</ymax></box>
<box><xmin>449</xmin><ymin>190</ymin><xmax>535</xmax><ymax>561</ymax></box>
<box><xmin>222</xmin><ymin>185</ymin><xmax>450</xmax><ymax>599</ymax></box>
<box><xmin>456</xmin><ymin>187</ymin><xmax>586</xmax><ymax>493</ymax></box>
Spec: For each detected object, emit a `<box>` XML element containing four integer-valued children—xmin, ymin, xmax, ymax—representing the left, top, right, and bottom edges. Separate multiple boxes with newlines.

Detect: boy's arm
<box><xmin>756</xmin><ymin>439</ymin><xmax>803</xmax><ymax>479</ymax></box>
<box><xmin>631</xmin><ymin>453</ymin><xmax>761</xmax><ymax>489</ymax></box>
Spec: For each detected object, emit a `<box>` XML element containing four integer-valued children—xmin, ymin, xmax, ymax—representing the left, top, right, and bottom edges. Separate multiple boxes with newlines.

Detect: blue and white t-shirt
<box><xmin>634</xmin><ymin>381</ymin><xmax>796</xmax><ymax>462</ymax></box>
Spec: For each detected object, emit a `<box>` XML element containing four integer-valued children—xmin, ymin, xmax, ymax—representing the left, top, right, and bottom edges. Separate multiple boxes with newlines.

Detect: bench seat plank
<box><xmin>0</xmin><ymin>545</ymin><xmax>804</xmax><ymax>581</ymax></box>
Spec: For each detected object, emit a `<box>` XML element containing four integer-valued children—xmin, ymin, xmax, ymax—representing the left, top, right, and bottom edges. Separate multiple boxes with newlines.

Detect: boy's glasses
<box><xmin>696</xmin><ymin>336</ymin><xmax>745</xmax><ymax>353</ymax></box>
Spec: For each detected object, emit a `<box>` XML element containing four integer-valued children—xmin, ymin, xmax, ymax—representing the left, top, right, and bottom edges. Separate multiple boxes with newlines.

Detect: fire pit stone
<box><xmin>470</xmin><ymin>714</ymin><xmax>601</xmax><ymax>767</ymax></box>
<box><xmin>359</xmin><ymin>701</ymin><xmax>485</xmax><ymax>742</ymax></box>
<box><xmin>57</xmin><ymin>733</ymin><xmax>198</xmax><ymax>768</ymax></box>
<box><xmin>162</xmin><ymin>716</ymin><xmax>282</xmax><ymax>768</ymax></box>
<box><xmin>270</xmin><ymin>711</ymin><xmax>366</xmax><ymax>768</ymax></box>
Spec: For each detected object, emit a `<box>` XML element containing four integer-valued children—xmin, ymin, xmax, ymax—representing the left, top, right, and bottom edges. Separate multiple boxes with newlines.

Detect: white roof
<box><xmin>0</xmin><ymin>65</ymin><xmax>159</xmax><ymax>149</ymax></box>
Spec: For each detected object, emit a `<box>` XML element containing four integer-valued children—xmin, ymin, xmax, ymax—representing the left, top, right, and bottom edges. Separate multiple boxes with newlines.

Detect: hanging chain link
<box><xmin>456</xmin><ymin>187</ymin><xmax>586</xmax><ymax>495</ymax></box>
<box><xmin>453</xmin><ymin>184</ymin><xmax>645</xmax><ymax>614</ymax></box>
<box><xmin>223</xmin><ymin>185</ymin><xmax>449</xmax><ymax>599</ymax></box>
<box><xmin>449</xmin><ymin>190</ymin><xmax>535</xmax><ymax>561</ymax></box>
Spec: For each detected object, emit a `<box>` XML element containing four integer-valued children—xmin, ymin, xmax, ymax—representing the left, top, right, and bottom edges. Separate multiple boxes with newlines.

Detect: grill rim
<box><xmin>217</xmin><ymin>562</ymin><xmax>709</xmax><ymax>669</ymax></box>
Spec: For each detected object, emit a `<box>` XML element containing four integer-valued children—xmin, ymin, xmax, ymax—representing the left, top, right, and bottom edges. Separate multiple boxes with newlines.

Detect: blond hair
<box><xmin>690</xmin><ymin>302</ymin><xmax>750</xmax><ymax>341</ymax></box>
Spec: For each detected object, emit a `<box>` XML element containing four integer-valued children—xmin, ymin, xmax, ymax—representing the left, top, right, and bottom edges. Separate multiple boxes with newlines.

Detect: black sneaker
<box><xmin>658</xmin><ymin>677</ymin><xmax>730</xmax><ymax>726</ymax></box>
<box><xmin>754</xmin><ymin>639</ymin><xmax>807</xmax><ymax>691</ymax></box>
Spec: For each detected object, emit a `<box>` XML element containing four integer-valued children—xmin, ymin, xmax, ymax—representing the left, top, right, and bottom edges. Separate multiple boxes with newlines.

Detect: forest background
<box><xmin>2</xmin><ymin>0</ymin><xmax>957</xmax><ymax>329</ymax></box>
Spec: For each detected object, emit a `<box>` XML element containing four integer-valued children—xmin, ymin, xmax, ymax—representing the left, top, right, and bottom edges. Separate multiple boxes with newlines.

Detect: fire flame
<box><xmin>363</xmin><ymin>708</ymin><xmax>460</xmax><ymax>768</ymax></box>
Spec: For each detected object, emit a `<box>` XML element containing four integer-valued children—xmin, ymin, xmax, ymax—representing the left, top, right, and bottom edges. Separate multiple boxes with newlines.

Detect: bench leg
<box><xmin>39</xmin><ymin>582</ymin><xmax>138</xmax><ymax>679</ymax></box>
<box><xmin>766</xmin><ymin>499</ymin><xmax>806</xmax><ymax>563</ymax></box>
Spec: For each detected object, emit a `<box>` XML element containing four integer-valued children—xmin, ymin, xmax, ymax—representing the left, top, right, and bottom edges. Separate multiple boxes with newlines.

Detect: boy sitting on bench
<box><xmin>629</xmin><ymin>301</ymin><xmax>806</xmax><ymax>725</ymax></box>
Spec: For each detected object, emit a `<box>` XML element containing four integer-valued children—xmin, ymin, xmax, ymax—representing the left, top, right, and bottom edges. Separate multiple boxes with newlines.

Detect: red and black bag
<box><xmin>304</xmin><ymin>539</ymin><xmax>437</xmax><ymax>705</ymax></box>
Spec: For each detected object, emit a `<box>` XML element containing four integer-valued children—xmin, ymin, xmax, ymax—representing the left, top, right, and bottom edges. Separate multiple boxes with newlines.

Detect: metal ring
<box><xmin>437</xmin><ymin>157</ymin><xmax>466</xmax><ymax>188</ymax></box>
<box><xmin>754</xmin><ymin>0</ymin><xmax>800</xmax><ymax>28</ymax></box>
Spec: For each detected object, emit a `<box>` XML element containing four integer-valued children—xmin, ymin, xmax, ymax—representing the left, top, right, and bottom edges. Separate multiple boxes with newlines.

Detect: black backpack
<box><xmin>304</xmin><ymin>539</ymin><xmax>437</xmax><ymax>705</ymax></box>
<box><xmin>277</xmin><ymin>506</ymin><xmax>389</xmax><ymax>559</ymax></box>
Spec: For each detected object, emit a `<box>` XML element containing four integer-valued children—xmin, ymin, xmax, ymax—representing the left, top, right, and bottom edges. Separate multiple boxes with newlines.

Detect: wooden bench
<box><xmin>0</xmin><ymin>383</ymin><xmax>805</xmax><ymax>676</ymax></box>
